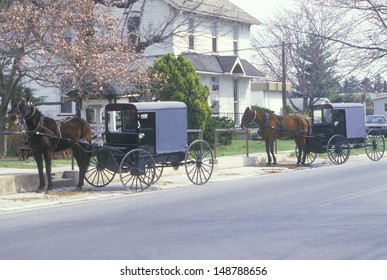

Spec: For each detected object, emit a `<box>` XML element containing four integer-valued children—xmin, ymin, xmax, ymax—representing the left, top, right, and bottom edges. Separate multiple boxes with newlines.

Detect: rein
<box><xmin>24</xmin><ymin>104</ymin><xmax>36</xmax><ymax>120</ymax></box>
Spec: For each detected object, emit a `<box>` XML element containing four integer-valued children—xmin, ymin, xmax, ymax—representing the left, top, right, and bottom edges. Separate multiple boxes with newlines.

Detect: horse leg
<box><xmin>33</xmin><ymin>152</ymin><xmax>46</xmax><ymax>193</ymax></box>
<box><xmin>269</xmin><ymin>141</ymin><xmax>277</xmax><ymax>165</ymax></box>
<box><xmin>43</xmin><ymin>150</ymin><xmax>54</xmax><ymax>194</ymax></box>
<box><xmin>295</xmin><ymin>136</ymin><xmax>307</xmax><ymax>165</ymax></box>
<box><xmin>71</xmin><ymin>145</ymin><xmax>90</xmax><ymax>191</ymax></box>
<box><xmin>264</xmin><ymin>139</ymin><xmax>272</xmax><ymax>165</ymax></box>
<box><xmin>78</xmin><ymin>144</ymin><xmax>90</xmax><ymax>189</ymax></box>
<box><xmin>301</xmin><ymin>138</ymin><xmax>307</xmax><ymax>165</ymax></box>
<box><xmin>294</xmin><ymin>138</ymin><xmax>301</xmax><ymax>165</ymax></box>
<box><xmin>296</xmin><ymin>145</ymin><xmax>302</xmax><ymax>165</ymax></box>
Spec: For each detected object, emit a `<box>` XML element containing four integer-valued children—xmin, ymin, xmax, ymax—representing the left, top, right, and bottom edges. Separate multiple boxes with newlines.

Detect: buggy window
<box><xmin>106</xmin><ymin>108</ymin><xmax>138</xmax><ymax>132</ymax></box>
<box><xmin>313</xmin><ymin>107</ymin><xmax>333</xmax><ymax>124</ymax></box>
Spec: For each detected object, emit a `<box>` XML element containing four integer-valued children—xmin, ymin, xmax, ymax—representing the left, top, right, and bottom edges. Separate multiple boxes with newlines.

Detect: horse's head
<box><xmin>241</xmin><ymin>107</ymin><xmax>256</xmax><ymax>129</ymax></box>
<box><xmin>15</xmin><ymin>98</ymin><xmax>35</xmax><ymax>122</ymax></box>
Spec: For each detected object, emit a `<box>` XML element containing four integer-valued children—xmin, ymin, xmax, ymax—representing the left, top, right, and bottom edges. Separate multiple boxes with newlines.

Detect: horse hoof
<box><xmin>36</xmin><ymin>188</ymin><xmax>45</xmax><ymax>193</ymax></box>
<box><xmin>73</xmin><ymin>187</ymin><xmax>82</xmax><ymax>192</ymax></box>
<box><xmin>45</xmin><ymin>190</ymin><xmax>54</xmax><ymax>195</ymax></box>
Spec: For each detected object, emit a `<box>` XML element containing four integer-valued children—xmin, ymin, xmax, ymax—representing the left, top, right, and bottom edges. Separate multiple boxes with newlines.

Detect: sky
<box><xmin>229</xmin><ymin>0</ymin><xmax>289</xmax><ymax>22</ymax></box>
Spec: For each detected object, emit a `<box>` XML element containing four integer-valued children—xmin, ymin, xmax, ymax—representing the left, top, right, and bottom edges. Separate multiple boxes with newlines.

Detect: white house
<box><xmin>112</xmin><ymin>0</ymin><xmax>272</xmax><ymax>124</ymax></box>
<box><xmin>371</xmin><ymin>94</ymin><xmax>387</xmax><ymax>118</ymax></box>
<box><xmin>29</xmin><ymin>0</ymin><xmax>285</xmax><ymax>128</ymax></box>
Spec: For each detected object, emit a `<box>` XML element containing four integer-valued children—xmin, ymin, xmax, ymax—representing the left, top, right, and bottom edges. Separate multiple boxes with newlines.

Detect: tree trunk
<box><xmin>0</xmin><ymin>107</ymin><xmax>8</xmax><ymax>157</ymax></box>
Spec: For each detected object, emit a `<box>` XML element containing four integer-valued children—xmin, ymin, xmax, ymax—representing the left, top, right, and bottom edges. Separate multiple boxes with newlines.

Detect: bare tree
<box><xmin>302</xmin><ymin>0</ymin><xmax>387</xmax><ymax>75</ymax></box>
<box><xmin>251</xmin><ymin>3</ymin><xmax>355</xmax><ymax>113</ymax></box>
<box><xmin>0</xmin><ymin>0</ymin><xmax>149</xmax><ymax>155</ymax></box>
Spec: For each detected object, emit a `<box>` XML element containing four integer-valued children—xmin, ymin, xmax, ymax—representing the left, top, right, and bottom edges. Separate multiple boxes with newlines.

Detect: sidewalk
<box><xmin>1</xmin><ymin>152</ymin><xmax>371</xmax><ymax>213</ymax></box>
<box><xmin>0</xmin><ymin>152</ymin><xmax>293</xmax><ymax>195</ymax></box>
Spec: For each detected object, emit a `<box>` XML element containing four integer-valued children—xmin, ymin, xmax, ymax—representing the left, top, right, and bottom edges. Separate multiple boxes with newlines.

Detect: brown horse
<box><xmin>15</xmin><ymin>98</ymin><xmax>92</xmax><ymax>194</ymax></box>
<box><xmin>241</xmin><ymin>107</ymin><xmax>309</xmax><ymax>165</ymax></box>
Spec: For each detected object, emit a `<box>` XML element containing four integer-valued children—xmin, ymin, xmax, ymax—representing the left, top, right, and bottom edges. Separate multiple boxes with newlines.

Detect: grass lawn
<box><xmin>214</xmin><ymin>138</ymin><xmax>368</xmax><ymax>158</ymax></box>
<box><xmin>214</xmin><ymin>139</ymin><xmax>297</xmax><ymax>157</ymax></box>
<box><xmin>0</xmin><ymin>158</ymin><xmax>72</xmax><ymax>169</ymax></box>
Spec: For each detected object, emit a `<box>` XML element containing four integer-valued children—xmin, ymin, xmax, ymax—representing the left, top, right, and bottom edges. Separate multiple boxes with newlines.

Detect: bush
<box><xmin>204</xmin><ymin>116</ymin><xmax>235</xmax><ymax>148</ymax></box>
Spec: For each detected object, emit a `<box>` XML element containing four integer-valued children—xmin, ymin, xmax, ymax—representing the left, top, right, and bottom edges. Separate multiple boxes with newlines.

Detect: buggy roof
<box><xmin>313</xmin><ymin>103</ymin><xmax>364</xmax><ymax>110</ymax></box>
<box><xmin>105</xmin><ymin>101</ymin><xmax>186</xmax><ymax>112</ymax></box>
<box><xmin>330</xmin><ymin>103</ymin><xmax>364</xmax><ymax>110</ymax></box>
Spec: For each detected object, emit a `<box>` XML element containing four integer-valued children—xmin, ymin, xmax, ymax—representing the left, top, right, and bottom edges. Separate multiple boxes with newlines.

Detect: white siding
<box><xmin>28</xmin><ymin>0</ymin><xmax>268</xmax><ymax>123</ymax></box>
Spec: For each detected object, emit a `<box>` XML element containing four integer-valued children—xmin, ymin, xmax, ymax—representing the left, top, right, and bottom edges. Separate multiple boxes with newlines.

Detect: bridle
<box><xmin>17</xmin><ymin>101</ymin><xmax>36</xmax><ymax>121</ymax></box>
<box><xmin>246</xmin><ymin>110</ymin><xmax>271</xmax><ymax>130</ymax></box>
<box><xmin>16</xmin><ymin>100</ymin><xmax>45</xmax><ymax>134</ymax></box>
<box><xmin>247</xmin><ymin>109</ymin><xmax>257</xmax><ymax>126</ymax></box>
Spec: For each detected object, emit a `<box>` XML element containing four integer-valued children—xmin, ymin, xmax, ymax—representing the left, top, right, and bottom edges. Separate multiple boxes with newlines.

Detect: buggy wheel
<box><xmin>85</xmin><ymin>148</ymin><xmax>119</xmax><ymax>187</ymax></box>
<box><xmin>294</xmin><ymin>146</ymin><xmax>317</xmax><ymax>165</ymax></box>
<box><xmin>365</xmin><ymin>129</ymin><xmax>385</xmax><ymax>161</ymax></box>
<box><xmin>152</xmin><ymin>164</ymin><xmax>164</xmax><ymax>184</ymax></box>
<box><xmin>327</xmin><ymin>134</ymin><xmax>350</xmax><ymax>165</ymax></box>
<box><xmin>119</xmin><ymin>149</ymin><xmax>155</xmax><ymax>191</ymax></box>
<box><xmin>185</xmin><ymin>140</ymin><xmax>214</xmax><ymax>185</ymax></box>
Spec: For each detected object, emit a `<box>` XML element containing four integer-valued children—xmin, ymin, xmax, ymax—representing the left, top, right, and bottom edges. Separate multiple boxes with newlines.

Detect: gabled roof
<box><xmin>165</xmin><ymin>0</ymin><xmax>261</xmax><ymax>25</ymax></box>
<box><xmin>372</xmin><ymin>94</ymin><xmax>387</xmax><ymax>101</ymax></box>
<box><xmin>183</xmin><ymin>53</ymin><xmax>265</xmax><ymax>77</ymax></box>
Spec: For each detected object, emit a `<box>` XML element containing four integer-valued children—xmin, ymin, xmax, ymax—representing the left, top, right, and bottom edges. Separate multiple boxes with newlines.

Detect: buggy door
<box><xmin>311</xmin><ymin>105</ymin><xmax>335</xmax><ymax>139</ymax></box>
<box><xmin>104</xmin><ymin>104</ymin><xmax>139</xmax><ymax>150</ymax></box>
<box><xmin>332</xmin><ymin>109</ymin><xmax>346</xmax><ymax>137</ymax></box>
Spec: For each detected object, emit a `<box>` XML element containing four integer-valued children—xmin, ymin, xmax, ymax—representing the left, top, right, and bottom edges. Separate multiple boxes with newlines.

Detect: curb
<box><xmin>0</xmin><ymin>153</ymin><xmax>291</xmax><ymax>195</ymax></box>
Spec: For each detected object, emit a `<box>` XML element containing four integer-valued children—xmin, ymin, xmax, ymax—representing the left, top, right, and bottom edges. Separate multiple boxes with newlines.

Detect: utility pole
<box><xmin>282</xmin><ymin>41</ymin><xmax>287</xmax><ymax>116</ymax></box>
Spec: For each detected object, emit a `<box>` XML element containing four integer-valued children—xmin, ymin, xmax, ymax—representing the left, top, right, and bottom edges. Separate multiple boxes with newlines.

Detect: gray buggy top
<box><xmin>104</xmin><ymin>101</ymin><xmax>187</xmax><ymax>155</ymax></box>
<box><xmin>312</xmin><ymin>102</ymin><xmax>365</xmax><ymax>139</ymax></box>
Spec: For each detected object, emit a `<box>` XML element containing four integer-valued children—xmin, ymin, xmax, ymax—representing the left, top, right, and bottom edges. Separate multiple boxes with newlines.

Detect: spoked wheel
<box><xmin>364</xmin><ymin>129</ymin><xmax>385</xmax><ymax>161</ymax></box>
<box><xmin>152</xmin><ymin>164</ymin><xmax>164</xmax><ymax>184</ymax></box>
<box><xmin>295</xmin><ymin>146</ymin><xmax>317</xmax><ymax>165</ymax></box>
<box><xmin>185</xmin><ymin>140</ymin><xmax>214</xmax><ymax>185</ymax></box>
<box><xmin>327</xmin><ymin>134</ymin><xmax>350</xmax><ymax>165</ymax></box>
<box><xmin>85</xmin><ymin>147</ymin><xmax>121</xmax><ymax>187</ymax></box>
<box><xmin>119</xmin><ymin>149</ymin><xmax>155</xmax><ymax>191</ymax></box>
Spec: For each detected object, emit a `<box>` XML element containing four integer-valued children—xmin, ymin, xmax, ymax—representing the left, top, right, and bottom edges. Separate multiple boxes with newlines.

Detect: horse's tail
<box><xmin>83</xmin><ymin>121</ymin><xmax>93</xmax><ymax>144</ymax></box>
<box><xmin>304</xmin><ymin>117</ymin><xmax>310</xmax><ymax>147</ymax></box>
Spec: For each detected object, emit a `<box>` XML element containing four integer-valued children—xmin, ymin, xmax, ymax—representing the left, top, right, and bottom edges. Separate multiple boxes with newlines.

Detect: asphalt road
<box><xmin>0</xmin><ymin>157</ymin><xmax>387</xmax><ymax>260</ymax></box>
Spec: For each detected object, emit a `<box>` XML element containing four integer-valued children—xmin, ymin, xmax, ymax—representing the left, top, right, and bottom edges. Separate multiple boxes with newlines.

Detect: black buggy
<box><xmin>85</xmin><ymin>101</ymin><xmax>214</xmax><ymax>191</ymax></box>
<box><xmin>297</xmin><ymin>102</ymin><xmax>385</xmax><ymax>165</ymax></box>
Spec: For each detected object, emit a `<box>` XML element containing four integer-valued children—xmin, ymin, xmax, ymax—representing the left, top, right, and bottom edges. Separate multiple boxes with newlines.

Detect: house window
<box><xmin>128</xmin><ymin>16</ymin><xmax>140</xmax><ymax>46</ymax></box>
<box><xmin>233</xmin><ymin>25</ymin><xmax>239</xmax><ymax>55</ymax></box>
<box><xmin>128</xmin><ymin>16</ymin><xmax>140</xmax><ymax>32</ymax></box>
<box><xmin>188</xmin><ymin>17</ymin><xmax>194</xmax><ymax>50</ymax></box>
<box><xmin>211</xmin><ymin>76</ymin><xmax>220</xmax><ymax>114</ymax></box>
<box><xmin>233</xmin><ymin>79</ymin><xmax>239</xmax><ymax>123</ymax></box>
<box><xmin>60</xmin><ymin>76</ymin><xmax>74</xmax><ymax>115</ymax></box>
<box><xmin>212</xmin><ymin>38</ymin><xmax>217</xmax><ymax>53</ymax></box>
<box><xmin>212</xmin><ymin>21</ymin><xmax>218</xmax><ymax>53</ymax></box>
<box><xmin>384</xmin><ymin>103</ymin><xmax>387</xmax><ymax>112</ymax></box>
<box><xmin>62</xmin><ymin>28</ymin><xmax>72</xmax><ymax>44</ymax></box>
<box><xmin>61</xmin><ymin>99</ymin><xmax>73</xmax><ymax>114</ymax></box>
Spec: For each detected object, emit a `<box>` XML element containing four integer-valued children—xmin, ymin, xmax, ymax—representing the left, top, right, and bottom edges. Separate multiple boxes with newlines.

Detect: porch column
<box><xmin>94</xmin><ymin>105</ymin><xmax>103</xmax><ymax>133</ymax></box>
